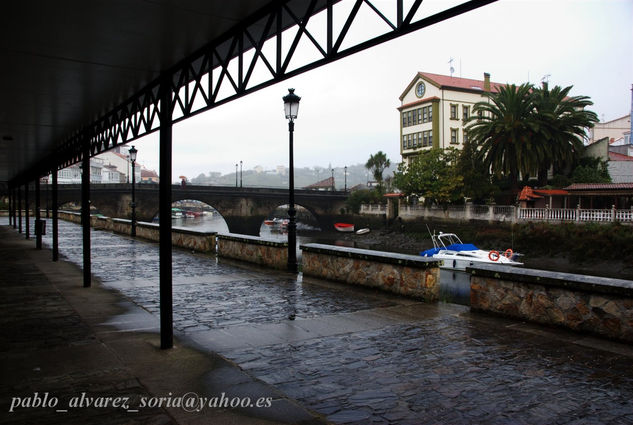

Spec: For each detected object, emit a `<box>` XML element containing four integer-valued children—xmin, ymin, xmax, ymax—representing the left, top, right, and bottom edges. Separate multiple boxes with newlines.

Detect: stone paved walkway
<box><xmin>28</xmin><ymin>218</ymin><xmax>633</xmax><ymax>424</ymax></box>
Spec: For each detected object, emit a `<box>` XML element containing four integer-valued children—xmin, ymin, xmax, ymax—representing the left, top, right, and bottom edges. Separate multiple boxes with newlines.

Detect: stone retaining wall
<box><xmin>217</xmin><ymin>233</ymin><xmax>288</xmax><ymax>270</ymax></box>
<box><xmin>58</xmin><ymin>211</ymin><xmax>216</xmax><ymax>252</ymax></box>
<box><xmin>301</xmin><ymin>243</ymin><xmax>440</xmax><ymax>301</ymax></box>
<box><xmin>469</xmin><ymin>264</ymin><xmax>633</xmax><ymax>342</ymax></box>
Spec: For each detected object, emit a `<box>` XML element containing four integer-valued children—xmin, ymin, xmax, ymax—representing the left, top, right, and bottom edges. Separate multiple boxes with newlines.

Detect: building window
<box><xmin>421</xmin><ymin>130</ymin><xmax>433</xmax><ymax>147</ymax></box>
<box><xmin>402</xmin><ymin>135</ymin><xmax>407</xmax><ymax>149</ymax></box>
<box><xmin>450</xmin><ymin>104</ymin><xmax>458</xmax><ymax>120</ymax></box>
<box><xmin>417</xmin><ymin>108</ymin><xmax>422</xmax><ymax>124</ymax></box>
<box><xmin>413</xmin><ymin>133</ymin><xmax>418</xmax><ymax>148</ymax></box>
<box><xmin>402</xmin><ymin>112</ymin><xmax>407</xmax><ymax>128</ymax></box>
<box><xmin>450</xmin><ymin>128</ymin><xmax>458</xmax><ymax>144</ymax></box>
<box><xmin>408</xmin><ymin>134</ymin><xmax>413</xmax><ymax>148</ymax></box>
<box><xmin>422</xmin><ymin>107</ymin><xmax>428</xmax><ymax>123</ymax></box>
<box><xmin>462</xmin><ymin>105</ymin><xmax>469</xmax><ymax>121</ymax></box>
<box><xmin>428</xmin><ymin>106</ymin><xmax>433</xmax><ymax>122</ymax></box>
<box><xmin>408</xmin><ymin>111</ymin><xmax>413</xmax><ymax>127</ymax></box>
<box><xmin>463</xmin><ymin>129</ymin><xmax>469</xmax><ymax>144</ymax></box>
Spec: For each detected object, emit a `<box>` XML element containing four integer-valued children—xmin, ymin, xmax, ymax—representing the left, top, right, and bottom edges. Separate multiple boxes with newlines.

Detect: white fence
<box><xmin>518</xmin><ymin>207</ymin><xmax>633</xmax><ymax>223</ymax></box>
<box><xmin>360</xmin><ymin>203</ymin><xmax>633</xmax><ymax>224</ymax></box>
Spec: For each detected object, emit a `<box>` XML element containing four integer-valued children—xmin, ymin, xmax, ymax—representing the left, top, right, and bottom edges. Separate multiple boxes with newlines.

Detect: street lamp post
<box><xmin>128</xmin><ymin>145</ymin><xmax>137</xmax><ymax>237</ymax></box>
<box><xmin>344</xmin><ymin>165</ymin><xmax>347</xmax><ymax>192</ymax></box>
<box><xmin>235</xmin><ymin>163</ymin><xmax>238</xmax><ymax>187</ymax></box>
<box><xmin>331</xmin><ymin>168</ymin><xmax>334</xmax><ymax>191</ymax></box>
<box><xmin>240</xmin><ymin>160</ymin><xmax>243</xmax><ymax>188</ymax></box>
<box><xmin>283</xmin><ymin>88</ymin><xmax>300</xmax><ymax>273</ymax></box>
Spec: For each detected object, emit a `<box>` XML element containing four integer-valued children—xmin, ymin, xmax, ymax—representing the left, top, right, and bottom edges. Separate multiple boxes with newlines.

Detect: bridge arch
<box><xmin>49</xmin><ymin>184</ymin><xmax>350</xmax><ymax>236</ymax></box>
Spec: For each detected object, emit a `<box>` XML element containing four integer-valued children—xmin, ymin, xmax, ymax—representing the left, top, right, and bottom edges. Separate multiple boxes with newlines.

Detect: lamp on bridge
<box><xmin>128</xmin><ymin>145</ymin><xmax>137</xmax><ymax>237</ymax></box>
<box><xmin>283</xmin><ymin>88</ymin><xmax>300</xmax><ymax>273</ymax></box>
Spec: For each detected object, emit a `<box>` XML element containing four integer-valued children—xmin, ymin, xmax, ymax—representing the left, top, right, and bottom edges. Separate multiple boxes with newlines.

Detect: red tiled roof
<box><xmin>419</xmin><ymin>72</ymin><xmax>505</xmax><ymax>93</ymax></box>
<box><xmin>534</xmin><ymin>189</ymin><xmax>569</xmax><ymax>196</ymax></box>
<box><xmin>518</xmin><ymin>186</ymin><xmax>568</xmax><ymax>201</ymax></box>
<box><xmin>518</xmin><ymin>186</ymin><xmax>542</xmax><ymax>201</ymax></box>
<box><xmin>609</xmin><ymin>151</ymin><xmax>633</xmax><ymax>161</ymax></box>
<box><xmin>565</xmin><ymin>183</ymin><xmax>633</xmax><ymax>191</ymax></box>
<box><xmin>398</xmin><ymin>96</ymin><xmax>440</xmax><ymax>111</ymax></box>
<box><xmin>141</xmin><ymin>169</ymin><xmax>158</xmax><ymax>177</ymax></box>
<box><xmin>305</xmin><ymin>177</ymin><xmax>334</xmax><ymax>189</ymax></box>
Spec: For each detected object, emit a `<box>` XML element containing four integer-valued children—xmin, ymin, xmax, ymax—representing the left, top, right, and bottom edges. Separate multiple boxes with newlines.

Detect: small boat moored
<box><xmin>334</xmin><ymin>223</ymin><xmax>355</xmax><ymax>232</ymax></box>
<box><xmin>355</xmin><ymin>228</ymin><xmax>370</xmax><ymax>235</ymax></box>
<box><xmin>420</xmin><ymin>231</ymin><xmax>523</xmax><ymax>271</ymax></box>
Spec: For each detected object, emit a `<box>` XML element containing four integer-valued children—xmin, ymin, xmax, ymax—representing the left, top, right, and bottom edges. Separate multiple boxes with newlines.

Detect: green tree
<box><xmin>465</xmin><ymin>83</ymin><xmax>541</xmax><ymax>191</ymax></box>
<box><xmin>531</xmin><ymin>83</ymin><xmax>599</xmax><ymax>185</ymax></box>
<box><xmin>393</xmin><ymin>148</ymin><xmax>463</xmax><ymax>207</ymax></box>
<box><xmin>345</xmin><ymin>189</ymin><xmax>382</xmax><ymax>214</ymax></box>
<box><xmin>455</xmin><ymin>139</ymin><xmax>499</xmax><ymax>202</ymax></box>
<box><xmin>571</xmin><ymin>157</ymin><xmax>611</xmax><ymax>183</ymax></box>
<box><xmin>365</xmin><ymin>151</ymin><xmax>391</xmax><ymax>192</ymax></box>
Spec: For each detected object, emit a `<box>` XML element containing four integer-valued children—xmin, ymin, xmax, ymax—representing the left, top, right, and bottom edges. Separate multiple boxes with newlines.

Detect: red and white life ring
<box><xmin>488</xmin><ymin>250</ymin><xmax>500</xmax><ymax>261</ymax></box>
<box><xmin>504</xmin><ymin>248</ymin><xmax>514</xmax><ymax>259</ymax></box>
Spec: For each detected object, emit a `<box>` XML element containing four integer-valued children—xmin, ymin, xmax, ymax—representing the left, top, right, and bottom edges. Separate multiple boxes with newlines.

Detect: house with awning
<box><xmin>518</xmin><ymin>183</ymin><xmax>633</xmax><ymax>210</ymax></box>
<box><xmin>517</xmin><ymin>186</ymin><xmax>570</xmax><ymax>209</ymax></box>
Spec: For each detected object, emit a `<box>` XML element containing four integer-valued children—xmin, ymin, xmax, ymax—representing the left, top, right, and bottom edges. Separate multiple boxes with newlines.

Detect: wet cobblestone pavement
<box><xmin>34</xmin><ymin>219</ymin><xmax>633</xmax><ymax>424</ymax></box>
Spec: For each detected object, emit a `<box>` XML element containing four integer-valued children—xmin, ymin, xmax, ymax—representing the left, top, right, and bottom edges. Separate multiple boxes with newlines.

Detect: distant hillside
<box><xmin>190</xmin><ymin>163</ymin><xmax>399</xmax><ymax>189</ymax></box>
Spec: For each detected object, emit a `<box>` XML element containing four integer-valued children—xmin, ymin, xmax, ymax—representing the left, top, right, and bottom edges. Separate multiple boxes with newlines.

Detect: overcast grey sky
<box><xmin>129</xmin><ymin>0</ymin><xmax>633</xmax><ymax>181</ymax></box>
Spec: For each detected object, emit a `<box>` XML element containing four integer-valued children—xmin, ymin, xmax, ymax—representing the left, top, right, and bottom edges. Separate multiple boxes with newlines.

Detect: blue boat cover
<box><xmin>420</xmin><ymin>243</ymin><xmax>479</xmax><ymax>257</ymax></box>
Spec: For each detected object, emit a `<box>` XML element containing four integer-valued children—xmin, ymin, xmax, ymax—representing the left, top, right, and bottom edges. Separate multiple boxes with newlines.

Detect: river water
<box><xmin>172</xmin><ymin>212</ymin><xmax>471</xmax><ymax>305</ymax></box>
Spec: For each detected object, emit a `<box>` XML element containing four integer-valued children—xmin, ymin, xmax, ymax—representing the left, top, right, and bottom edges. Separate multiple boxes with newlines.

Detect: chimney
<box><xmin>483</xmin><ymin>72</ymin><xmax>491</xmax><ymax>92</ymax></box>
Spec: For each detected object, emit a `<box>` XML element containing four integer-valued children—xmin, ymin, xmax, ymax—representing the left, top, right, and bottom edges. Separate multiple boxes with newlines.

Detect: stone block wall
<box><xmin>301</xmin><ymin>243</ymin><xmax>440</xmax><ymax>301</ymax></box>
<box><xmin>469</xmin><ymin>264</ymin><xmax>633</xmax><ymax>342</ymax></box>
<box><xmin>217</xmin><ymin>233</ymin><xmax>288</xmax><ymax>270</ymax></box>
<box><xmin>59</xmin><ymin>211</ymin><xmax>216</xmax><ymax>253</ymax></box>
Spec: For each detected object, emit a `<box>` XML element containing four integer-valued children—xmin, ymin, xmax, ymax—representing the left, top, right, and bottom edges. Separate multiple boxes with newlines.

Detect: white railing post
<box><xmin>612</xmin><ymin>205</ymin><xmax>616</xmax><ymax>222</ymax></box>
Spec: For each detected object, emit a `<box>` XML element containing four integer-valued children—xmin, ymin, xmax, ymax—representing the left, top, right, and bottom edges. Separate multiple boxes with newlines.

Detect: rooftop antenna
<box><xmin>541</xmin><ymin>74</ymin><xmax>550</xmax><ymax>83</ymax></box>
<box><xmin>448</xmin><ymin>57</ymin><xmax>455</xmax><ymax>77</ymax></box>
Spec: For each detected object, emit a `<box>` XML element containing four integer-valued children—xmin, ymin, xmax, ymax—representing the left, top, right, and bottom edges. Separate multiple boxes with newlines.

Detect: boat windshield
<box><xmin>437</xmin><ymin>233</ymin><xmax>463</xmax><ymax>248</ymax></box>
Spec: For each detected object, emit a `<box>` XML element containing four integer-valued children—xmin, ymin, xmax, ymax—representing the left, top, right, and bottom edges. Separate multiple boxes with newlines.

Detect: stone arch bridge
<box><xmin>49</xmin><ymin>184</ymin><xmax>350</xmax><ymax>235</ymax></box>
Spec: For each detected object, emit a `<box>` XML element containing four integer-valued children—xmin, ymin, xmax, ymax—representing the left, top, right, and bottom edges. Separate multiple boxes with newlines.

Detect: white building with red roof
<box><xmin>397</xmin><ymin>71</ymin><xmax>504</xmax><ymax>165</ymax></box>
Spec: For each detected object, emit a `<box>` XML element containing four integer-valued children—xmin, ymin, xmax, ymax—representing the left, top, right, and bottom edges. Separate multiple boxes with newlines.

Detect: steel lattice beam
<box><xmin>19</xmin><ymin>0</ymin><xmax>496</xmax><ymax>182</ymax></box>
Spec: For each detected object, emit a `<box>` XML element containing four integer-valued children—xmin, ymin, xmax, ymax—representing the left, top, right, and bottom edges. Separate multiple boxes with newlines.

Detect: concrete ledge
<box><xmin>300</xmin><ymin>243</ymin><xmax>440</xmax><ymax>301</ymax></box>
<box><xmin>468</xmin><ymin>264</ymin><xmax>633</xmax><ymax>342</ymax></box>
<box><xmin>59</xmin><ymin>212</ymin><xmax>216</xmax><ymax>252</ymax></box>
<box><xmin>217</xmin><ymin>233</ymin><xmax>288</xmax><ymax>270</ymax></box>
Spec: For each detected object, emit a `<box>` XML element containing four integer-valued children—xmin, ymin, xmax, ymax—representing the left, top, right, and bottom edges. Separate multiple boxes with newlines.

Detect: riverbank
<box><xmin>332</xmin><ymin>220</ymin><xmax>633</xmax><ymax>281</ymax></box>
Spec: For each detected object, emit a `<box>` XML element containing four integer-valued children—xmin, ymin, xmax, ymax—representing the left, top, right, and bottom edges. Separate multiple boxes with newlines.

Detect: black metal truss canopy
<box><xmin>2</xmin><ymin>0</ymin><xmax>496</xmax><ymax>186</ymax></box>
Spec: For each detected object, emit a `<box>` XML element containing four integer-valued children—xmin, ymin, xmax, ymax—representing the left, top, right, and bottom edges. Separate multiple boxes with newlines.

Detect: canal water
<box><xmin>171</xmin><ymin>211</ymin><xmax>471</xmax><ymax>305</ymax></box>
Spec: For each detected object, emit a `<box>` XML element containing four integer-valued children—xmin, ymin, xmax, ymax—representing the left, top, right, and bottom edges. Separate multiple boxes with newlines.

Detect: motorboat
<box><xmin>334</xmin><ymin>223</ymin><xmax>355</xmax><ymax>232</ymax></box>
<box><xmin>419</xmin><ymin>232</ymin><xmax>523</xmax><ymax>270</ymax></box>
<box><xmin>355</xmin><ymin>228</ymin><xmax>370</xmax><ymax>235</ymax></box>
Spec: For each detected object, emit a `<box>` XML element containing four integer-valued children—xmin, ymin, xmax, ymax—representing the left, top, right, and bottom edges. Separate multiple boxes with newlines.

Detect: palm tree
<box><xmin>531</xmin><ymin>83</ymin><xmax>598</xmax><ymax>185</ymax></box>
<box><xmin>465</xmin><ymin>83</ymin><xmax>542</xmax><ymax>191</ymax></box>
<box><xmin>365</xmin><ymin>151</ymin><xmax>391</xmax><ymax>192</ymax></box>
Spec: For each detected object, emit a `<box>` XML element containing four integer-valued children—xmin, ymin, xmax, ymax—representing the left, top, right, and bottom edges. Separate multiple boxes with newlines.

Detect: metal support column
<box><xmin>81</xmin><ymin>144</ymin><xmax>91</xmax><ymax>287</ymax></box>
<box><xmin>25</xmin><ymin>183</ymin><xmax>30</xmax><ymax>239</ymax></box>
<box><xmin>17</xmin><ymin>186</ymin><xmax>22</xmax><ymax>233</ymax></box>
<box><xmin>52</xmin><ymin>170</ymin><xmax>58</xmax><ymax>262</ymax></box>
<box><xmin>35</xmin><ymin>178</ymin><xmax>42</xmax><ymax>249</ymax></box>
<box><xmin>8</xmin><ymin>184</ymin><xmax>12</xmax><ymax>227</ymax></box>
<box><xmin>159</xmin><ymin>76</ymin><xmax>173</xmax><ymax>349</ymax></box>
<box><xmin>12</xmin><ymin>186</ymin><xmax>17</xmax><ymax>229</ymax></box>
